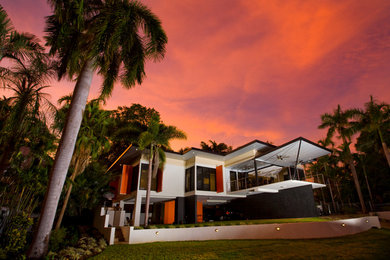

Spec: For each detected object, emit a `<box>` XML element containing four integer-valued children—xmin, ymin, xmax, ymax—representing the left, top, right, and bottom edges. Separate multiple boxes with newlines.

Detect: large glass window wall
<box><xmin>196</xmin><ymin>166</ymin><xmax>216</xmax><ymax>191</ymax></box>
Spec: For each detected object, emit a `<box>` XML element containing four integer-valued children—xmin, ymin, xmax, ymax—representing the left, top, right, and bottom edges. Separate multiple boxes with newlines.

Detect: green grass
<box><xmin>135</xmin><ymin>217</ymin><xmax>336</xmax><ymax>230</ymax></box>
<box><xmin>92</xmin><ymin>228</ymin><xmax>390</xmax><ymax>260</ymax></box>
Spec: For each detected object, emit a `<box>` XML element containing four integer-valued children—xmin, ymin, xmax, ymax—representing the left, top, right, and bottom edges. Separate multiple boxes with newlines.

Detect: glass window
<box><xmin>185</xmin><ymin>167</ymin><xmax>194</xmax><ymax>192</ymax></box>
<box><xmin>139</xmin><ymin>163</ymin><xmax>157</xmax><ymax>191</ymax></box>
<box><xmin>230</xmin><ymin>171</ymin><xmax>237</xmax><ymax>191</ymax></box>
<box><xmin>210</xmin><ymin>172</ymin><xmax>216</xmax><ymax>191</ymax></box>
<box><xmin>196</xmin><ymin>166</ymin><xmax>216</xmax><ymax>191</ymax></box>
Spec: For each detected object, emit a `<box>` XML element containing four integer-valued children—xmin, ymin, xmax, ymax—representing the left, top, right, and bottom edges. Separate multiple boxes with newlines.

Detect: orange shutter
<box><xmin>157</xmin><ymin>168</ymin><xmax>163</xmax><ymax>192</ymax></box>
<box><xmin>126</xmin><ymin>165</ymin><xmax>133</xmax><ymax>194</ymax></box>
<box><xmin>197</xmin><ymin>201</ymin><xmax>203</xmax><ymax>223</ymax></box>
<box><xmin>120</xmin><ymin>165</ymin><xmax>130</xmax><ymax>194</ymax></box>
<box><xmin>216</xmin><ymin>165</ymin><xmax>224</xmax><ymax>193</ymax></box>
<box><xmin>163</xmin><ymin>200</ymin><xmax>175</xmax><ymax>224</ymax></box>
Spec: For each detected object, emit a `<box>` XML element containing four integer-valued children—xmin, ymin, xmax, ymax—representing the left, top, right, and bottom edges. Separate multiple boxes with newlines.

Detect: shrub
<box><xmin>51</xmin><ymin>235</ymin><xmax>108</xmax><ymax>259</ymax></box>
<box><xmin>49</xmin><ymin>228</ymin><xmax>67</xmax><ymax>252</ymax></box>
<box><xmin>147</xmin><ymin>225</ymin><xmax>158</xmax><ymax>229</ymax></box>
<box><xmin>1</xmin><ymin>212</ymin><xmax>33</xmax><ymax>257</ymax></box>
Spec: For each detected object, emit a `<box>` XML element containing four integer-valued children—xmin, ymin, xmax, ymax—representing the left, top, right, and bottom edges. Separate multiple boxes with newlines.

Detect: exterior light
<box><xmin>155</xmin><ymin>231</ymin><xmax>159</xmax><ymax>235</ymax></box>
<box><xmin>215</xmin><ymin>229</ymin><xmax>219</xmax><ymax>232</ymax></box>
<box><xmin>276</xmin><ymin>227</ymin><xmax>280</xmax><ymax>231</ymax></box>
<box><xmin>365</xmin><ymin>219</ymin><xmax>369</xmax><ymax>223</ymax></box>
<box><xmin>341</xmin><ymin>223</ymin><xmax>346</xmax><ymax>227</ymax></box>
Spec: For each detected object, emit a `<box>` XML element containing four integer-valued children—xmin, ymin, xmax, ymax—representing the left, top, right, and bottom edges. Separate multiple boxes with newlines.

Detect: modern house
<box><xmin>106</xmin><ymin>137</ymin><xmax>330</xmax><ymax>227</ymax></box>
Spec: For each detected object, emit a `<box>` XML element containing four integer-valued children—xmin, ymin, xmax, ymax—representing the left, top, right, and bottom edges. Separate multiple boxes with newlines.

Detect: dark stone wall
<box><xmin>184</xmin><ymin>195</ymin><xmax>197</xmax><ymax>223</ymax></box>
<box><xmin>227</xmin><ymin>185</ymin><xmax>317</xmax><ymax>219</ymax></box>
<box><xmin>175</xmin><ymin>197</ymin><xmax>185</xmax><ymax>224</ymax></box>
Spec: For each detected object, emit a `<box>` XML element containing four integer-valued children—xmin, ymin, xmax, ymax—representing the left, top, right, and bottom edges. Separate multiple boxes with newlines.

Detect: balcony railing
<box><xmin>229</xmin><ymin>177</ymin><xmax>276</xmax><ymax>192</ymax></box>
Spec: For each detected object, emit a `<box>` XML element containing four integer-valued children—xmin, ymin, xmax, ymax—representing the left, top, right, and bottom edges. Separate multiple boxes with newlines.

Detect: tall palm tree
<box><xmin>53</xmin><ymin>97</ymin><xmax>112</xmax><ymax>230</ymax></box>
<box><xmin>357</xmin><ymin>96</ymin><xmax>390</xmax><ymax>168</ymax></box>
<box><xmin>319</xmin><ymin>105</ymin><xmax>367</xmax><ymax>213</ymax></box>
<box><xmin>138</xmin><ymin>114</ymin><xmax>186</xmax><ymax>227</ymax></box>
<box><xmin>0</xmin><ymin>53</ymin><xmax>55</xmax><ymax>174</ymax></box>
<box><xmin>28</xmin><ymin>1</ymin><xmax>167</xmax><ymax>257</ymax></box>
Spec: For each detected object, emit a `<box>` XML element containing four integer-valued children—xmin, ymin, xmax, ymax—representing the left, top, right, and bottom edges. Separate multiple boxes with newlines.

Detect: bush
<box><xmin>49</xmin><ymin>228</ymin><xmax>67</xmax><ymax>252</ymax></box>
<box><xmin>48</xmin><ymin>235</ymin><xmax>107</xmax><ymax>259</ymax></box>
<box><xmin>1</xmin><ymin>212</ymin><xmax>33</xmax><ymax>258</ymax></box>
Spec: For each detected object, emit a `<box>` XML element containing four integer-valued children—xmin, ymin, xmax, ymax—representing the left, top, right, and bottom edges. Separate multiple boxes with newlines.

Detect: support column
<box><xmin>254</xmin><ymin>159</ymin><xmax>259</xmax><ymax>186</ymax></box>
<box><xmin>293</xmin><ymin>140</ymin><xmax>302</xmax><ymax>180</ymax></box>
<box><xmin>132</xmin><ymin>191</ymin><xmax>142</xmax><ymax>226</ymax></box>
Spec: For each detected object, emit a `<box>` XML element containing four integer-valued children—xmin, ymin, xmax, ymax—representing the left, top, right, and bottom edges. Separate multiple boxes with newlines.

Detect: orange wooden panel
<box><xmin>120</xmin><ymin>165</ymin><xmax>130</xmax><ymax>194</ymax></box>
<box><xmin>216</xmin><ymin>165</ymin><xmax>224</xmax><ymax>193</ymax></box>
<box><xmin>157</xmin><ymin>168</ymin><xmax>163</xmax><ymax>192</ymax></box>
<box><xmin>163</xmin><ymin>200</ymin><xmax>175</xmax><ymax>224</ymax></box>
<box><xmin>197</xmin><ymin>201</ymin><xmax>203</xmax><ymax>223</ymax></box>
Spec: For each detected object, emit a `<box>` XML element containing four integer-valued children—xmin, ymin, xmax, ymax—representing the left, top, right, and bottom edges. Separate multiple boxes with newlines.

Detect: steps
<box><xmin>114</xmin><ymin>228</ymin><xmax>125</xmax><ymax>243</ymax></box>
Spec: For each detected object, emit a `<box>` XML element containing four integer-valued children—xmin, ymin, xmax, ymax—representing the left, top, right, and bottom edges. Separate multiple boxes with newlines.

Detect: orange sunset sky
<box><xmin>2</xmin><ymin>0</ymin><xmax>390</xmax><ymax>151</ymax></box>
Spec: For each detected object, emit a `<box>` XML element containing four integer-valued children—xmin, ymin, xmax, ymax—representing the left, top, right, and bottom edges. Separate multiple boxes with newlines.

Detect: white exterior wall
<box><xmin>134</xmin><ymin>148</ymin><xmax>260</xmax><ymax>199</ymax></box>
<box><xmin>159</xmin><ymin>158</ymin><xmax>185</xmax><ymax>197</ymax></box>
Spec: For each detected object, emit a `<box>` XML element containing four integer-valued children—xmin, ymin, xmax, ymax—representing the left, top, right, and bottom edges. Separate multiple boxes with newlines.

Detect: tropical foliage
<box><xmin>200</xmin><ymin>140</ymin><xmax>233</xmax><ymax>154</ymax></box>
<box><xmin>308</xmin><ymin>97</ymin><xmax>390</xmax><ymax>214</ymax></box>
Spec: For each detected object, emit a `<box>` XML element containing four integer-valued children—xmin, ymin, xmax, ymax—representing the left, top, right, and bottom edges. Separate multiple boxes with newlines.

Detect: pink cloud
<box><xmin>2</xmin><ymin>0</ymin><xmax>390</xmax><ymax>151</ymax></box>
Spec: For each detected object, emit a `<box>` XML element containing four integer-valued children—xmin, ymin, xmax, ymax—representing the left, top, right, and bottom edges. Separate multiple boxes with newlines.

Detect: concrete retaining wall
<box><xmin>128</xmin><ymin>216</ymin><xmax>380</xmax><ymax>244</ymax></box>
<box><xmin>93</xmin><ymin>208</ymin><xmax>116</xmax><ymax>245</ymax></box>
<box><xmin>376</xmin><ymin>211</ymin><xmax>390</xmax><ymax>220</ymax></box>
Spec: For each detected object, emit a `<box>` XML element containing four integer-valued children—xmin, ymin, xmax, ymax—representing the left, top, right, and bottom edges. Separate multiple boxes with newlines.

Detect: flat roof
<box><xmin>108</xmin><ymin>137</ymin><xmax>330</xmax><ymax>171</ymax></box>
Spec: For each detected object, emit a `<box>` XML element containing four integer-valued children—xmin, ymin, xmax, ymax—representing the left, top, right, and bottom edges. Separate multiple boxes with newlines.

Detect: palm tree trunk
<box><xmin>378</xmin><ymin>129</ymin><xmax>390</xmax><ymax>168</ymax></box>
<box><xmin>335</xmin><ymin>180</ymin><xmax>344</xmax><ymax>208</ymax></box>
<box><xmin>341</xmin><ymin>137</ymin><xmax>367</xmax><ymax>214</ymax></box>
<box><xmin>348</xmin><ymin>158</ymin><xmax>367</xmax><ymax>213</ymax></box>
<box><xmin>27</xmin><ymin>59</ymin><xmax>94</xmax><ymax>258</ymax></box>
<box><xmin>144</xmin><ymin>145</ymin><xmax>153</xmax><ymax>227</ymax></box>
<box><xmin>152</xmin><ymin>149</ymin><xmax>159</xmax><ymax>178</ymax></box>
<box><xmin>54</xmin><ymin>182</ymin><xmax>73</xmax><ymax>230</ymax></box>
<box><xmin>54</xmin><ymin>157</ymin><xmax>81</xmax><ymax>230</ymax></box>
<box><xmin>327</xmin><ymin>178</ymin><xmax>337</xmax><ymax>214</ymax></box>
<box><xmin>363</xmin><ymin>167</ymin><xmax>374</xmax><ymax>211</ymax></box>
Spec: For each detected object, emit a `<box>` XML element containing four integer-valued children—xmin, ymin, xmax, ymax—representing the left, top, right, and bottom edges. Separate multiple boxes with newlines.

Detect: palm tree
<box><xmin>357</xmin><ymin>96</ymin><xmax>390</xmax><ymax>168</ymax></box>
<box><xmin>54</xmin><ymin>97</ymin><xmax>112</xmax><ymax>230</ymax></box>
<box><xmin>28</xmin><ymin>1</ymin><xmax>167</xmax><ymax>257</ymax></box>
<box><xmin>319</xmin><ymin>105</ymin><xmax>367</xmax><ymax>213</ymax></box>
<box><xmin>0</xmin><ymin>5</ymin><xmax>44</xmax><ymax>79</ymax></box>
<box><xmin>0</xmin><ymin>53</ymin><xmax>55</xmax><ymax>174</ymax></box>
<box><xmin>138</xmin><ymin>114</ymin><xmax>186</xmax><ymax>227</ymax></box>
<box><xmin>200</xmin><ymin>140</ymin><xmax>233</xmax><ymax>154</ymax></box>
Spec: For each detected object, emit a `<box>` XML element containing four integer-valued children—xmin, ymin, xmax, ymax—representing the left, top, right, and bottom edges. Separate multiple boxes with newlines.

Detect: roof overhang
<box><xmin>255</xmin><ymin>137</ymin><xmax>331</xmax><ymax>167</ymax></box>
<box><xmin>228</xmin><ymin>180</ymin><xmax>326</xmax><ymax>196</ymax></box>
<box><xmin>228</xmin><ymin>137</ymin><xmax>330</xmax><ymax>172</ymax></box>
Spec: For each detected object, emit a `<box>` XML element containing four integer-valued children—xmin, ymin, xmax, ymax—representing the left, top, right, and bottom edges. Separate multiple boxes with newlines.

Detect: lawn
<box><xmin>92</xmin><ymin>228</ymin><xmax>390</xmax><ymax>260</ymax></box>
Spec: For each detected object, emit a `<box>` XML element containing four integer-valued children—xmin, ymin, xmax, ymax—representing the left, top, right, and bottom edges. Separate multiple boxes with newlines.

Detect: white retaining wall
<box><xmin>376</xmin><ymin>211</ymin><xmax>390</xmax><ymax>220</ymax></box>
<box><xmin>127</xmin><ymin>216</ymin><xmax>381</xmax><ymax>244</ymax></box>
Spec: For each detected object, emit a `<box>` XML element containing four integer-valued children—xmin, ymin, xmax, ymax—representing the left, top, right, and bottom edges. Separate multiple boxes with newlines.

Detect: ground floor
<box><xmin>113</xmin><ymin>183</ymin><xmax>320</xmax><ymax>227</ymax></box>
